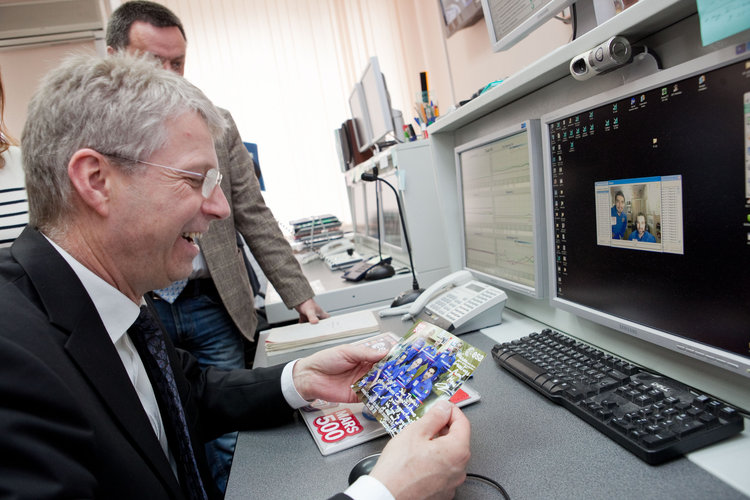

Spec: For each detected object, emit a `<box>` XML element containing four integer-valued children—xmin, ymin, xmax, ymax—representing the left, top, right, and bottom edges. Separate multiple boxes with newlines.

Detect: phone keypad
<box><xmin>429</xmin><ymin>282</ymin><xmax>503</xmax><ymax>323</ymax></box>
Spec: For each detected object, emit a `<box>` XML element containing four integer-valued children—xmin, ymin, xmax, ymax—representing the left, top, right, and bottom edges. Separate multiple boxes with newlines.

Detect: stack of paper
<box><xmin>265</xmin><ymin>309</ymin><xmax>380</xmax><ymax>354</ymax></box>
<box><xmin>301</xmin><ymin>384</ymin><xmax>481</xmax><ymax>456</ymax></box>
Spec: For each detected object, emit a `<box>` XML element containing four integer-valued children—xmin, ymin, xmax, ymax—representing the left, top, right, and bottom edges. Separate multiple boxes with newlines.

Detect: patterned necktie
<box><xmin>154</xmin><ymin>278</ymin><xmax>189</xmax><ymax>304</ymax></box>
<box><xmin>128</xmin><ymin>305</ymin><xmax>207</xmax><ymax>500</ymax></box>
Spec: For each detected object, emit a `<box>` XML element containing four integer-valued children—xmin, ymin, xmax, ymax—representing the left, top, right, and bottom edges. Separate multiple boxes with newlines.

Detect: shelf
<box><xmin>429</xmin><ymin>0</ymin><xmax>697</xmax><ymax>135</ymax></box>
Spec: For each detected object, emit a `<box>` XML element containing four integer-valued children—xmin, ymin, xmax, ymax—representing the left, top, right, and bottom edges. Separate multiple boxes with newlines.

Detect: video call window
<box><xmin>595</xmin><ymin>176</ymin><xmax>684</xmax><ymax>254</ymax></box>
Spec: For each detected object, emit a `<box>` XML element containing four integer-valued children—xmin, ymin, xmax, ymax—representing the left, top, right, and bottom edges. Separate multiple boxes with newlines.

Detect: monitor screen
<box><xmin>360</xmin><ymin>57</ymin><xmax>397</xmax><ymax>149</ymax></box>
<box><xmin>480</xmin><ymin>0</ymin><xmax>574</xmax><ymax>52</ymax></box>
<box><xmin>440</xmin><ymin>0</ymin><xmax>484</xmax><ymax>38</ymax></box>
<box><xmin>456</xmin><ymin>120</ymin><xmax>547</xmax><ymax>298</ymax></box>
<box><xmin>365</xmin><ymin>179</ymin><xmax>380</xmax><ymax>241</ymax></box>
<box><xmin>350</xmin><ymin>182</ymin><xmax>367</xmax><ymax>236</ymax></box>
<box><xmin>349</xmin><ymin>82</ymin><xmax>372</xmax><ymax>153</ymax></box>
<box><xmin>379</xmin><ymin>169</ymin><xmax>404</xmax><ymax>252</ymax></box>
<box><xmin>542</xmin><ymin>44</ymin><xmax>750</xmax><ymax>377</ymax></box>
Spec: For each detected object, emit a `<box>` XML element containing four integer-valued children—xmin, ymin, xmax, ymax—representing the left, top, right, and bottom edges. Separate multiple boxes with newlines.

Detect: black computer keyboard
<box><xmin>492</xmin><ymin>329</ymin><xmax>745</xmax><ymax>465</ymax></box>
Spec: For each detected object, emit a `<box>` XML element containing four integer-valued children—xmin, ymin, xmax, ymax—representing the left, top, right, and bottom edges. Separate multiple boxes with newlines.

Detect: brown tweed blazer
<box><xmin>199</xmin><ymin>109</ymin><xmax>313</xmax><ymax>341</ymax></box>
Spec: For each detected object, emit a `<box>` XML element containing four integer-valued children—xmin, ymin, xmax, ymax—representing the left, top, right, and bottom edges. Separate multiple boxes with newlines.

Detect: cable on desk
<box><xmin>465</xmin><ymin>472</ymin><xmax>510</xmax><ymax>499</ymax></box>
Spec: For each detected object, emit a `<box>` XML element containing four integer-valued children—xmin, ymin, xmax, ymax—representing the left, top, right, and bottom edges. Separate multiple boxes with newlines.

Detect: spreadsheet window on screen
<box><xmin>457</xmin><ymin>121</ymin><xmax>546</xmax><ymax>298</ymax></box>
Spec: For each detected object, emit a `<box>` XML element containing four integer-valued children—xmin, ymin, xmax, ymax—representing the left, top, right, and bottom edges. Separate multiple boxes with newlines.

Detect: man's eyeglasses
<box><xmin>105</xmin><ymin>154</ymin><xmax>222</xmax><ymax>199</ymax></box>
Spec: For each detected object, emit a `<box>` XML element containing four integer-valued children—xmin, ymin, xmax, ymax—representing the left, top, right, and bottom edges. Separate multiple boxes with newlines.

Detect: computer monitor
<box><xmin>481</xmin><ymin>0</ymin><xmax>575</xmax><ymax>51</ymax></box>
<box><xmin>350</xmin><ymin>182</ymin><xmax>367</xmax><ymax>236</ymax></box>
<box><xmin>455</xmin><ymin>120</ymin><xmax>547</xmax><ymax>298</ymax></box>
<box><xmin>379</xmin><ymin>169</ymin><xmax>405</xmax><ymax>255</ymax></box>
<box><xmin>439</xmin><ymin>0</ymin><xmax>484</xmax><ymax>38</ymax></box>
<box><xmin>349</xmin><ymin>176</ymin><xmax>381</xmax><ymax>251</ymax></box>
<box><xmin>480</xmin><ymin>0</ymin><xmax>616</xmax><ymax>52</ymax></box>
<box><xmin>349</xmin><ymin>82</ymin><xmax>372</xmax><ymax>153</ymax></box>
<box><xmin>365</xmin><ymin>178</ymin><xmax>380</xmax><ymax>241</ymax></box>
<box><xmin>542</xmin><ymin>43</ymin><xmax>750</xmax><ymax>378</ymax></box>
<box><xmin>360</xmin><ymin>57</ymin><xmax>399</xmax><ymax>150</ymax></box>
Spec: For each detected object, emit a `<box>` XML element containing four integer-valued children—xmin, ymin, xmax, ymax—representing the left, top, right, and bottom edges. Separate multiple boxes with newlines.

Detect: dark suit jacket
<box><xmin>0</xmin><ymin>228</ymin><xmax>296</xmax><ymax>499</ymax></box>
<box><xmin>201</xmin><ymin>109</ymin><xmax>314</xmax><ymax>341</ymax></box>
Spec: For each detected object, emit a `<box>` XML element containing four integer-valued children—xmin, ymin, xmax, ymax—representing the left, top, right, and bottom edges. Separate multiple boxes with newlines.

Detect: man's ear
<box><xmin>67</xmin><ymin>149</ymin><xmax>114</xmax><ymax>217</ymax></box>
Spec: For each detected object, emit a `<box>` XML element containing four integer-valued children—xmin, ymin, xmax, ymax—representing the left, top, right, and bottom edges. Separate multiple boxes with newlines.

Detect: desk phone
<box><xmin>324</xmin><ymin>251</ymin><xmax>363</xmax><ymax>271</ymax></box>
<box><xmin>381</xmin><ymin>270</ymin><xmax>507</xmax><ymax>335</ymax></box>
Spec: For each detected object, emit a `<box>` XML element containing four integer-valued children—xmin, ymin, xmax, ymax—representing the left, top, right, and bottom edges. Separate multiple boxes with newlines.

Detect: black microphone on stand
<box><xmin>360</xmin><ymin>169</ymin><xmax>424</xmax><ymax>306</ymax></box>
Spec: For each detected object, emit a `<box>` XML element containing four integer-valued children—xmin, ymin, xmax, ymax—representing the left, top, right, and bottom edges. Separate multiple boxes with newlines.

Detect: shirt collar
<box><xmin>44</xmin><ymin>236</ymin><xmax>141</xmax><ymax>344</ymax></box>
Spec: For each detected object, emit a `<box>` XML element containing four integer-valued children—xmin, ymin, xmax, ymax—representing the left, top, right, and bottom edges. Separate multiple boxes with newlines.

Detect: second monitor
<box><xmin>455</xmin><ymin>120</ymin><xmax>548</xmax><ymax>298</ymax></box>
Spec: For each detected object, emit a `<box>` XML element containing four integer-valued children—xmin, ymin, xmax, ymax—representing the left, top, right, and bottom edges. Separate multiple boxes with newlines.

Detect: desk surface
<box><xmin>263</xmin><ymin>256</ymin><xmax>418</xmax><ymax>324</ymax></box>
<box><xmin>227</xmin><ymin>310</ymin><xmax>750</xmax><ymax>499</ymax></box>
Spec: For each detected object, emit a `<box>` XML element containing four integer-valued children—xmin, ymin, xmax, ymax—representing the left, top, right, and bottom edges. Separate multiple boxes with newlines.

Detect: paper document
<box><xmin>265</xmin><ymin>309</ymin><xmax>379</xmax><ymax>352</ymax></box>
<box><xmin>697</xmin><ymin>0</ymin><xmax>750</xmax><ymax>46</ymax></box>
<box><xmin>301</xmin><ymin>384</ymin><xmax>481</xmax><ymax>456</ymax></box>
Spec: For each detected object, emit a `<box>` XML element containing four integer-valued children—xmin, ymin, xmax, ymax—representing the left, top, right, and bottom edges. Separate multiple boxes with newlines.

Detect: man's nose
<box><xmin>203</xmin><ymin>184</ymin><xmax>230</xmax><ymax>220</ymax></box>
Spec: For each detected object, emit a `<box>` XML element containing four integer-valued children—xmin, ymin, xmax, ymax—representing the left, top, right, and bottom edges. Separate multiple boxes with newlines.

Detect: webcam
<box><xmin>570</xmin><ymin>36</ymin><xmax>632</xmax><ymax>81</ymax></box>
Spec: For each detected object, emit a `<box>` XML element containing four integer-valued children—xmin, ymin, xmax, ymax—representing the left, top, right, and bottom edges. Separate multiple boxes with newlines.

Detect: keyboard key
<box><xmin>693</xmin><ymin>394</ymin><xmax>710</xmax><ymax>407</ymax></box>
<box><xmin>634</xmin><ymin>394</ymin><xmax>654</xmax><ymax>406</ymax></box>
<box><xmin>673</xmin><ymin>419</ymin><xmax>705</xmax><ymax>437</ymax></box>
<box><xmin>610</xmin><ymin>418</ymin><xmax>635</xmax><ymax>434</ymax></box>
<box><xmin>706</xmin><ymin>400</ymin><xmax>723</xmax><ymax>414</ymax></box>
<box><xmin>643</xmin><ymin>431</ymin><xmax>677</xmax><ymax>448</ymax></box>
<box><xmin>597</xmin><ymin>408</ymin><xmax>614</xmax><ymax>420</ymax></box>
<box><xmin>699</xmin><ymin>413</ymin><xmax>717</xmax><ymax>425</ymax></box>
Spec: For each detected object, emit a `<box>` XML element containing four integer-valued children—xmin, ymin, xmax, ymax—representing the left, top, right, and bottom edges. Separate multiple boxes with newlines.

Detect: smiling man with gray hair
<box><xmin>0</xmin><ymin>52</ymin><xmax>471</xmax><ymax>500</ymax></box>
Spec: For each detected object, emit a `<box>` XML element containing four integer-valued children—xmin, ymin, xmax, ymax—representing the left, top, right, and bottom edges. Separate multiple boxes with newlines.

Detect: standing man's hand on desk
<box><xmin>371</xmin><ymin>401</ymin><xmax>471</xmax><ymax>500</ymax></box>
<box><xmin>295</xmin><ymin>298</ymin><xmax>329</xmax><ymax>324</ymax></box>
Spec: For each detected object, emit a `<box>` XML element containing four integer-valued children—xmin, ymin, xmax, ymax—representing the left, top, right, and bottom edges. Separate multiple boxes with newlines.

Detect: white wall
<box><xmin>0</xmin><ymin>41</ymin><xmax>98</xmax><ymax>139</ymax></box>
<box><xmin>415</xmin><ymin>4</ymin><xmax>572</xmax><ymax>115</ymax></box>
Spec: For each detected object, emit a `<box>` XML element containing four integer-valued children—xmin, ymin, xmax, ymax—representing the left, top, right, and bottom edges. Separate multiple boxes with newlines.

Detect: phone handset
<box><xmin>378</xmin><ymin>270</ymin><xmax>474</xmax><ymax>319</ymax></box>
<box><xmin>319</xmin><ymin>239</ymin><xmax>354</xmax><ymax>258</ymax></box>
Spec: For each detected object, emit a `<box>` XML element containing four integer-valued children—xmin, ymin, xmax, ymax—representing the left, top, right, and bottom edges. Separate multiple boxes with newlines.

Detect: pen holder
<box><xmin>414</xmin><ymin>92</ymin><xmax>439</xmax><ymax>132</ymax></box>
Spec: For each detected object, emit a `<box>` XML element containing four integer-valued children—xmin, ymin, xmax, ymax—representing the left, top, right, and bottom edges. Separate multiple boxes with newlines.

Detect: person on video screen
<box><xmin>611</xmin><ymin>190</ymin><xmax>627</xmax><ymax>239</ymax></box>
<box><xmin>629</xmin><ymin>213</ymin><xmax>656</xmax><ymax>243</ymax></box>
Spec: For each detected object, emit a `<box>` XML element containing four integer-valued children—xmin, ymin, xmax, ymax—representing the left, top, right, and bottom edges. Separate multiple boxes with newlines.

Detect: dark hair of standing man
<box><xmin>106</xmin><ymin>0</ymin><xmax>186</xmax><ymax>49</ymax></box>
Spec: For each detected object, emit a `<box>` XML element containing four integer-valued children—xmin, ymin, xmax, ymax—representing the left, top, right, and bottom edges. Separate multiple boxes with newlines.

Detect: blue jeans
<box><xmin>152</xmin><ymin>290</ymin><xmax>245</xmax><ymax>494</ymax></box>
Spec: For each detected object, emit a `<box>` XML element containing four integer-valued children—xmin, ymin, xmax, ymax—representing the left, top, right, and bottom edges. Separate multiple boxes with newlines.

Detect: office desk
<box><xmin>228</xmin><ymin>310</ymin><xmax>750</xmax><ymax>499</ymax></box>
<box><xmin>263</xmin><ymin>257</ymin><xmax>449</xmax><ymax>324</ymax></box>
